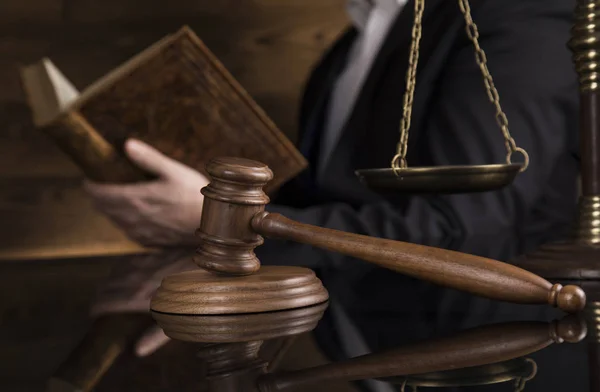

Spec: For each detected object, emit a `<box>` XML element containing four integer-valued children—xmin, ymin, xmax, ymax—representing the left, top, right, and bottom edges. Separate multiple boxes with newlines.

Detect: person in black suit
<box><xmin>85</xmin><ymin>0</ymin><xmax>580</xmax><ymax>362</ymax></box>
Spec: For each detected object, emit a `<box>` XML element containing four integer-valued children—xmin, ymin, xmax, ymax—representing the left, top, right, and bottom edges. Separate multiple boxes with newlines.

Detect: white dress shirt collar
<box><xmin>347</xmin><ymin>0</ymin><xmax>406</xmax><ymax>31</ymax></box>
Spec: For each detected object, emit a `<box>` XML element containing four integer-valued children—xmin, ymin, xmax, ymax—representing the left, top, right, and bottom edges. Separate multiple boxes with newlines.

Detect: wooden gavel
<box><xmin>152</xmin><ymin>157</ymin><xmax>586</xmax><ymax>315</ymax></box>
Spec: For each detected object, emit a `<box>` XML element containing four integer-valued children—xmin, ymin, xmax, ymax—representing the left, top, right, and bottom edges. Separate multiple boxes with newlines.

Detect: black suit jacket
<box><xmin>256</xmin><ymin>0</ymin><xmax>580</xmax><ymax>365</ymax></box>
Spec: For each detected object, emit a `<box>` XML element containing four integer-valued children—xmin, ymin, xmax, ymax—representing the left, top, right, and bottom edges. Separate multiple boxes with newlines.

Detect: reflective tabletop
<box><xmin>77</xmin><ymin>301</ymin><xmax>593</xmax><ymax>392</ymax></box>
<box><xmin>2</xmin><ymin>230</ymin><xmax>597</xmax><ymax>392</ymax></box>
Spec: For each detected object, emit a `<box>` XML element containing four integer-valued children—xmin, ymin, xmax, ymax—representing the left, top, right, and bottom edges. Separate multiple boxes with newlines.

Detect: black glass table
<box><xmin>2</xmin><ymin>232</ymin><xmax>597</xmax><ymax>392</ymax></box>
<box><xmin>67</xmin><ymin>298</ymin><xmax>593</xmax><ymax>392</ymax></box>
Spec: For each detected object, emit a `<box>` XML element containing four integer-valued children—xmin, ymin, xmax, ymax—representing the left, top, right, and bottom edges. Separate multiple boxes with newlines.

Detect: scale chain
<box><xmin>392</xmin><ymin>0</ymin><xmax>530</xmax><ymax>172</ymax></box>
<box><xmin>457</xmin><ymin>0</ymin><xmax>529</xmax><ymax>171</ymax></box>
<box><xmin>392</xmin><ymin>0</ymin><xmax>425</xmax><ymax>171</ymax></box>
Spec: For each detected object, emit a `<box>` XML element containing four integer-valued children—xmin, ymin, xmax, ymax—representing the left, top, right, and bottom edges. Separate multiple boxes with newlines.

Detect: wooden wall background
<box><xmin>0</xmin><ymin>2</ymin><xmax>355</xmax><ymax>390</ymax></box>
<box><xmin>0</xmin><ymin>0</ymin><xmax>347</xmax><ymax>260</ymax></box>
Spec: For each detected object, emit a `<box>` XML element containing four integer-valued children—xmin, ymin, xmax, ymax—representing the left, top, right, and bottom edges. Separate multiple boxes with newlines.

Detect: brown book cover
<box><xmin>20</xmin><ymin>26</ymin><xmax>307</xmax><ymax>193</ymax></box>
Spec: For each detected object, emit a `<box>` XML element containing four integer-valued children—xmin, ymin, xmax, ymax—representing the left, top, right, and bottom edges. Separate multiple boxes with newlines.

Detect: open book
<box><xmin>20</xmin><ymin>26</ymin><xmax>307</xmax><ymax>193</ymax></box>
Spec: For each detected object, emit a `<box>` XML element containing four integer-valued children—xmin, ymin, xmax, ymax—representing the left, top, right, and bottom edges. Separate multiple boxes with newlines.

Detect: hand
<box><xmin>90</xmin><ymin>250</ymin><xmax>195</xmax><ymax>357</ymax></box>
<box><xmin>84</xmin><ymin>138</ymin><xmax>209</xmax><ymax>247</ymax></box>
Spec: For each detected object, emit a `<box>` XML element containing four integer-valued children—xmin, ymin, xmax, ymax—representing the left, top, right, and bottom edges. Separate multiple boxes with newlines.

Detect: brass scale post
<box><xmin>515</xmin><ymin>0</ymin><xmax>600</xmax><ymax>298</ymax></box>
<box><xmin>513</xmin><ymin>1</ymin><xmax>600</xmax><ymax>390</ymax></box>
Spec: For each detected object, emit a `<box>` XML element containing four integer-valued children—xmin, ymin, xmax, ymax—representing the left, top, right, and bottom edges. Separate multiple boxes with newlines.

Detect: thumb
<box><xmin>134</xmin><ymin>325</ymin><xmax>171</xmax><ymax>357</ymax></box>
<box><xmin>125</xmin><ymin>138</ymin><xmax>183</xmax><ymax>178</ymax></box>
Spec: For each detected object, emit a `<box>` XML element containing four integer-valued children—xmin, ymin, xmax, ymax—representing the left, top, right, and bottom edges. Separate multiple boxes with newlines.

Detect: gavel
<box><xmin>151</xmin><ymin>157</ymin><xmax>586</xmax><ymax>317</ymax></box>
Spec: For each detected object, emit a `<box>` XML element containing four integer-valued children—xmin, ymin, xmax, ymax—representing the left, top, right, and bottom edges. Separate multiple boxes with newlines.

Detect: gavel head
<box><xmin>150</xmin><ymin>157</ymin><xmax>329</xmax><ymax>322</ymax></box>
<box><xmin>194</xmin><ymin>157</ymin><xmax>273</xmax><ymax>276</ymax></box>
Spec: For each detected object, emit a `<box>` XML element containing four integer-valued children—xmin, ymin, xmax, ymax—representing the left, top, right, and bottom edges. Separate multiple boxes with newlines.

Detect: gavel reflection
<box><xmin>256</xmin><ymin>316</ymin><xmax>586</xmax><ymax>391</ymax></box>
<box><xmin>176</xmin><ymin>305</ymin><xmax>586</xmax><ymax>392</ymax></box>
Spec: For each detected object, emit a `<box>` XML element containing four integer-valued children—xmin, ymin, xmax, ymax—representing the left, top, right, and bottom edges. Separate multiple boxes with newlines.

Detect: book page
<box><xmin>20</xmin><ymin>58</ymin><xmax>80</xmax><ymax>126</ymax></box>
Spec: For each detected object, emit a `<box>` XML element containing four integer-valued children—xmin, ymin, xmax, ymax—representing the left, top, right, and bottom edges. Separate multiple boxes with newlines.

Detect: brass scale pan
<box><xmin>356</xmin><ymin>0</ymin><xmax>528</xmax><ymax>194</ymax></box>
<box><xmin>356</xmin><ymin>163</ymin><xmax>522</xmax><ymax>194</ymax></box>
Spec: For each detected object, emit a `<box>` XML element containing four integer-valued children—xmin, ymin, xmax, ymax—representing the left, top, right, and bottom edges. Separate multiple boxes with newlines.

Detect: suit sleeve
<box><xmin>256</xmin><ymin>1</ymin><xmax>579</xmax><ymax>271</ymax></box>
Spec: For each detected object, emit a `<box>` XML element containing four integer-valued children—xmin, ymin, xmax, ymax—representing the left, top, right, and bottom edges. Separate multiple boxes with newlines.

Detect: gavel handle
<box><xmin>251</xmin><ymin>212</ymin><xmax>586</xmax><ymax>313</ymax></box>
<box><xmin>256</xmin><ymin>317</ymin><xmax>586</xmax><ymax>392</ymax></box>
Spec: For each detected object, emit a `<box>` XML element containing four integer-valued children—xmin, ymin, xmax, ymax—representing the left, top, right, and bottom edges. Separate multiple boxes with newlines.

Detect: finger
<box><xmin>135</xmin><ymin>325</ymin><xmax>171</xmax><ymax>357</ymax></box>
<box><xmin>125</xmin><ymin>138</ymin><xmax>186</xmax><ymax>178</ymax></box>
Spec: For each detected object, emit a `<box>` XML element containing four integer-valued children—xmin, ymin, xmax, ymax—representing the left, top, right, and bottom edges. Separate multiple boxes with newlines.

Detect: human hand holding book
<box><xmin>84</xmin><ymin>139</ymin><xmax>208</xmax><ymax>248</ymax></box>
<box><xmin>26</xmin><ymin>26</ymin><xmax>307</xmax><ymax>392</ymax></box>
<box><xmin>20</xmin><ymin>27</ymin><xmax>306</xmax><ymax>194</ymax></box>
